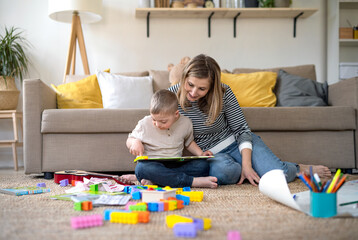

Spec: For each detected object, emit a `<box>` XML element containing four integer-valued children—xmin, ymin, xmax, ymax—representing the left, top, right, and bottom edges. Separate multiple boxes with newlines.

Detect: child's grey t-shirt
<box><xmin>129</xmin><ymin>115</ymin><xmax>194</xmax><ymax>158</ymax></box>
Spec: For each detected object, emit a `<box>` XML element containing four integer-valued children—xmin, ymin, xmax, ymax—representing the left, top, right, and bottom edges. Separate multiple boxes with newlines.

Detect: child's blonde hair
<box><xmin>150</xmin><ymin>89</ymin><xmax>178</xmax><ymax>115</ymax></box>
<box><xmin>177</xmin><ymin>54</ymin><xmax>224</xmax><ymax>125</ymax></box>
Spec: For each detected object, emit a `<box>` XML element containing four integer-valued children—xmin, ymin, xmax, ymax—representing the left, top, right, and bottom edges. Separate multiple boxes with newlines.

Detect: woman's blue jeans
<box><xmin>208</xmin><ymin>133</ymin><xmax>299</xmax><ymax>185</ymax></box>
<box><xmin>135</xmin><ymin>159</ymin><xmax>210</xmax><ymax>188</ymax></box>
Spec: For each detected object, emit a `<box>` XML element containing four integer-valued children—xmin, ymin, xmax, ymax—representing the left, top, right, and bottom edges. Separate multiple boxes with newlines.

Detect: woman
<box><xmin>168</xmin><ymin>54</ymin><xmax>331</xmax><ymax>186</ymax></box>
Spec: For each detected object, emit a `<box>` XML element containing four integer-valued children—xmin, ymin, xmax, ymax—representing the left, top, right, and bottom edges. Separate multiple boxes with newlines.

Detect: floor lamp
<box><xmin>48</xmin><ymin>0</ymin><xmax>102</xmax><ymax>82</ymax></box>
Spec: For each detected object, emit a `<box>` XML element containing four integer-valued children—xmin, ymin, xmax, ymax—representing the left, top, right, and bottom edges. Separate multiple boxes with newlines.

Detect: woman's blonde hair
<box><xmin>177</xmin><ymin>54</ymin><xmax>224</xmax><ymax>125</ymax></box>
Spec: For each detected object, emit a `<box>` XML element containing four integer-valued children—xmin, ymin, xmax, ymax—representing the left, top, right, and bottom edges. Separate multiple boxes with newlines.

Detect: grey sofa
<box><xmin>23</xmin><ymin>65</ymin><xmax>358</xmax><ymax>176</ymax></box>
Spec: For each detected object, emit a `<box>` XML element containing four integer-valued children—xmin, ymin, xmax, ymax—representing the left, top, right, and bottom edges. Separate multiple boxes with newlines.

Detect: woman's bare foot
<box><xmin>119</xmin><ymin>174</ymin><xmax>137</xmax><ymax>184</ymax></box>
<box><xmin>141</xmin><ymin>179</ymin><xmax>154</xmax><ymax>186</ymax></box>
<box><xmin>192</xmin><ymin>176</ymin><xmax>218</xmax><ymax>188</ymax></box>
<box><xmin>299</xmin><ymin>164</ymin><xmax>332</xmax><ymax>178</ymax></box>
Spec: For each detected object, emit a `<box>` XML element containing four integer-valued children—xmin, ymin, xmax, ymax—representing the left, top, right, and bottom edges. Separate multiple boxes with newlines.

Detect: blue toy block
<box><xmin>59</xmin><ymin>179</ymin><xmax>69</xmax><ymax>187</ymax></box>
<box><xmin>176</xmin><ymin>194</ymin><xmax>190</xmax><ymax>205</ymax></box>
<box><xmin>183</xmin><ymin>187</ymin><xmax>191</xmax><ymax>192</ymax></box>
<box><xmin>123</xmin><ymin>186</ymin><xmax>130</xmax><ymax>194</ymax></box>
<box><xmin>103</xmin><ymin>209</ymin><xmax>130</xmax><ymax>221</ymax></box>
<box><xmin>148</xmin><ymin>202</ymin><xmax>158</xmax><ymax>212</ymax></box>
<box><xmin>37</xmin><ymin>182</ymin><xmax>46</xmax><ymax>188</ymax></box>
<box><xmin>131</xmin><ymin>191</ymin><xmax>142</xmax><ymax>200</ymax></box>
<box><xmin>157</xmin><ymin>202</ymin><xmax>164</xmax><ymax>212</ymax></box>
<box><xmin>173</xmin><ymin>223</ymin><xmax>197</xmax><ymax>238</ymax></box>
<box><xmin>192</xmin><ymin>218</ymin><xmax>204</xmax><ymax>231</ymax></box>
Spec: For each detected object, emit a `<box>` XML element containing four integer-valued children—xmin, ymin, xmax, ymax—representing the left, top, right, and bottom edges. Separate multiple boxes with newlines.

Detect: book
<box><xmin>134</xmin><ymin>155</ymin><xmax>214</xmax><ymax>162</ymax></box>
<box><xmin>0</xmin><ymin>186</ymin><xmax>51</xmax><ymax>196</ymax></box>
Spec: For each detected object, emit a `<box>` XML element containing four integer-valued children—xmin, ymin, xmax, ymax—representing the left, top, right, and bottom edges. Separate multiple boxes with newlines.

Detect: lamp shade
<box><xmin>48</xmin><ymin>0</ymin><xmax>102</xmax><ymax>24</ymax></box>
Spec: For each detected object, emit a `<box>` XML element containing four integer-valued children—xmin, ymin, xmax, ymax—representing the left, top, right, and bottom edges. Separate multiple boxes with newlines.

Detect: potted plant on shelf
<box><xmin>0</xmin><ymin>26</ymin><xmax>30</xmax><ymax>110</ymax></box>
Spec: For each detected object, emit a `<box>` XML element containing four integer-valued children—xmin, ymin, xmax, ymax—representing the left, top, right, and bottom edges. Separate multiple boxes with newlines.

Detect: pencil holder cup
<box><xmin>310</xmin><ymin>191</ymin><xmax>337</xmax><ymax>218</ymax></box>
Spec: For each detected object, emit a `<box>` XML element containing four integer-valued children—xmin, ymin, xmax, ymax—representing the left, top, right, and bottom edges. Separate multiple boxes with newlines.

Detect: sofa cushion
<box><xmin>221</xmin><ymin>72</ymin><xmax>277</xmax><ymax>107</ymax></box>
<box><xmin>97</xmin><ymin>71</ymin><xmax>153</xmax><ymax>109</ymax></box>
<box><xmin>242</xmin><ymin>106</ymin><xmax>355</xmax><ymax>131</ymax></box>
<box><xmin>41</xmin><ymin>109</ymin><xmax>149</xmax><ymax>133</ymax></box>
<box><xmin>51</xmin><ymin>72</ymin><xmax>106</xmax><ymax>109</ymax></box>
<box><xmin>276</xmin><ymin>70</ymin><xmax>328</xmax><ymax>107</ymax></box>
<box><xmin>232</xmin><ymin>64</ymin><xmax>316</xmax><ymax>81</ymax></box>
<box><xmin>149</xmin><ymin>70</ymin><xmax>171</xmax><ymax>92</ymax></box>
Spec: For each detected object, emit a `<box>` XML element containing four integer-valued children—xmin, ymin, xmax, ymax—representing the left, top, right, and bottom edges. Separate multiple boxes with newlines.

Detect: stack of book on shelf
<box><xmin>155</xmin><ymin>0</ymin><xmax>170</xmax><ymax>8</ymax></box>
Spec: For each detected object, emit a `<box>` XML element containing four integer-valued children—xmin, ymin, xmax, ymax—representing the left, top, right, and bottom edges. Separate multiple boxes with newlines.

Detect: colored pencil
<box><xmin>297</xmin><ymin>174</ymin><xmax>313</xmax><ymax>191</ymax></box>
<box><xmin>326</xmin><ymin>169</ymin><xmax>341</xmax><ymax>193</ymax></box>
<box><xmin>339</xmin><ymin>200</ymin><xmax>358</xmax><ymax>206</ymax></box>
<box><xmin>332</xmin><ymin>174</ymin><xmax>347</xmax><ymax>193</ymax></box>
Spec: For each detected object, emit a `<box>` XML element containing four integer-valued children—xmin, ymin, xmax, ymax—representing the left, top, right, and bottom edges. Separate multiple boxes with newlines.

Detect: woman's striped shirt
<box><xmin>168</xmin><ymin>83</ymin><xmax>252</xmax><ymax>152</ymax></box>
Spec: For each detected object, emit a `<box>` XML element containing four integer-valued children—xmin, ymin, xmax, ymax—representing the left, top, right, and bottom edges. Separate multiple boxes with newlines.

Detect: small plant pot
<box><xmin>0</xmin><ymin>77</ymin><xmax>20</xmax><ymax>110</ymax></box>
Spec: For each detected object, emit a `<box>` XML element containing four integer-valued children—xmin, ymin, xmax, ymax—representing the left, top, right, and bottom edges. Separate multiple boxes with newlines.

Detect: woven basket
<box><xmin>0</xmin><ymin>76</ymin><xmax>20</xmax><ymax>110</ymax></box>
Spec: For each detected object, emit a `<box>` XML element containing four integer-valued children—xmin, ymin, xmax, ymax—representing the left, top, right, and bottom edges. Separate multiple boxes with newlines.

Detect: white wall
<box><xmin>0</xmin><ymin>0</ymin><xmax>326</xmax><ymax>167</ymax></box>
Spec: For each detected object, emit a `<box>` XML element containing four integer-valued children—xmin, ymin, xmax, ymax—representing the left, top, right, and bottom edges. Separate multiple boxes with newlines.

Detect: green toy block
<box><xmin>90</xmin><ymin>184</ymin><xmax>99</xmax><ymax>192</ymax></box>
<box><xmin>74</xmin><ymin>202</ymin><xmax>82</xmax><ymax>211</ymax></box>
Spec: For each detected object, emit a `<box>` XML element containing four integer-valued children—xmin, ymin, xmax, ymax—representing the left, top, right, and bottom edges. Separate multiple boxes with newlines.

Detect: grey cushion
<box><xmin>276</xmin><ymin>70</ymin><xmax>328</xmax><ymax>107</ymax></box>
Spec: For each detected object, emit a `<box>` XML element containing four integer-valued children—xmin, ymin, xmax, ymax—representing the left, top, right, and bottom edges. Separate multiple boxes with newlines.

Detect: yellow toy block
<box><xmin>144</xmin><ymin>185</ymin><xmax>158</xmax><ymax>189</ymax></box>
<box><xmin>163</xmin><ymin>186</ymin><xmax>173</xmax><ymax>190</ymax></box>
<box><xmin>168</xmin><ymin>200</ymin><xmax>177</xmax><ymax>210</ymax></box>
<box><xmin>203</xmin><ymin>218</ymin><xmax>211</xmax><ymax>230</ymax></box>
<box><xmin>110</xmin><ymin>212</ymin><xmax>139</xmax><ymax>224</ymax></box>
<box><xmin>176</xmin><ymin>188</ymin><xmax>183</xmax><ymax>194</ymax></box>
<box><xmin>180</xmin><ymin>191</ymin><xmax>204</xmax><ymax>202</ymax></box>
<box><xmin>166</xmin><ymin>214</ymin><xmax>193</xmax><ymax>228</ymax></box>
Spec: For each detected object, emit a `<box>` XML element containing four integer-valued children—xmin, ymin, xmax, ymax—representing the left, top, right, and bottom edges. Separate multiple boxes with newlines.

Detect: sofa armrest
<box><xmin>23</xmin><ymin>79</ymin><xmax>56</xmax><ymax>174</ymax></box>
<box><xmin>328</xmin><ymin>77</ymin><xmax>358</xmax><ymax>108</ymax></box>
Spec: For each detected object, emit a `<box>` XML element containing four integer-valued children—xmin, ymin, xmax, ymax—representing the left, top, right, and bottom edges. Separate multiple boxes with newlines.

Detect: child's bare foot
<box><xmin>119</xmin><ymin>174</ymin><xmax>137</xmax><ymax>184</ymax></box>
<box><xmin>192</xmin><ymin>176</ymin><xmax>218</xmax><ymax>188</ymax></box>
<box><xmin>141</xmin><ymin>179</ymin><xmax>154</xmax><ymax>186</ymax></box>
<box><xmin>299</xmin><ymin>164</ymin><xmax>332</xmax><ymax>178</ymax></box>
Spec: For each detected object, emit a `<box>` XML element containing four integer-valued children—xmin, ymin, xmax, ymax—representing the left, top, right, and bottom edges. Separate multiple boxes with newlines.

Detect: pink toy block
<box><xmin>227</xmin><ymin>231</ymin><xmax>241</xmax><ymax>240</ymax></box>
<box><xmin>173</xmin><ymin>223</ymin><xmax>197</xmax><ymax>238</ymax></box>
<box><xmin>71</xmin><ymin>214</ymin><xmax>103</xmax><ymax>229</ymax></box>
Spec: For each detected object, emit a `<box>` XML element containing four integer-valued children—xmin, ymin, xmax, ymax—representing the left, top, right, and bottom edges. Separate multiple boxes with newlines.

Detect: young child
<box><xmin>123</xmin><ymin>89</ymin><xmax>218</xmax><ymax>188</ymax></box>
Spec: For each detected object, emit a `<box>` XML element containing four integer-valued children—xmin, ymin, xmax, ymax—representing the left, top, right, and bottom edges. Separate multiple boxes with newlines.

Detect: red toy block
<box><xmin>81</xmin><ymin>201</ymin><xmax>93</xmax><ymax>211</ymax></box>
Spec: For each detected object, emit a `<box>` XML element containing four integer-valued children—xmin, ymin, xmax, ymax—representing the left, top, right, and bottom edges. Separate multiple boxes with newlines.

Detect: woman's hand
<box><xmin>237</xmin><ymin>165</ymin><xmax>260</xmax><ymax>186</ymax></box>
<box><xmin>129</xmin><ymin>139</ymin><xmax>144</xmax><ymax>156</ymax></box>
<box><xmin>237</xmin><ymin>148</ymin><xmax>260</xmax><ymax>186</ymax></box>
<box><xmin>202</xmin><ymin>150</ymin><xmax>213</xmax><ymax>156</ymax></box>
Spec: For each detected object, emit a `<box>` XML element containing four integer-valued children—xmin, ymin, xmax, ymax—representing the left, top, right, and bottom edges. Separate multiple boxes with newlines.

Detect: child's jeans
<box><xmin>208</xmin><ymin>133</ymin><xmax>299</xmax><ymax>185</ymax></box>
<box><xmin>135</xmin><ymin>159</ymin><xmax>210</xmax><ymax>187</ymax></box>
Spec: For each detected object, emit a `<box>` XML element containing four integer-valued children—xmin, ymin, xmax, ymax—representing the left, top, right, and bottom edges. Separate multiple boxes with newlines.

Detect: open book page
<box><xmin>259</xmin><ymin>170</ymin><xmax>358</xmax><ymax>217</ymax></box>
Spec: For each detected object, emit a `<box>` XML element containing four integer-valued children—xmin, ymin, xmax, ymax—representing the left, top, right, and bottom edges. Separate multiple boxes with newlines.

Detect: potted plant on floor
<box><xmin>0</xmin><ymin>26</ymin><xmax>30</xmax><ymax>110</ymax></box>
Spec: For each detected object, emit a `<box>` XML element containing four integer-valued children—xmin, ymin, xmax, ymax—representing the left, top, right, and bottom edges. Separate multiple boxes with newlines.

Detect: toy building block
<box><xmin>166</xmin><ymin>214</ymin><xmax>193</xmax><ymax>228</ymax></box>
<box><xmin>123</xmin><ymin>186</ymin><xmax>131</xmax><ymax>194</ymax></box>
<box><xmin>125</xmin><ymin>202</ymin><xmax>137</xmax><ymax>211</ymax></box>
<box><xmin>173</xmin><ymin>223</ymin><xmax>197</xmax><ymax>238</ymax></box>
<box><xmin>59</xmin><ymin>179</ymin><xmax>69</xmax><ymax>187</ymax></box>
<box><xmin>90</xmin><ymin>184</ymin><xmax>99</xmax><ymax>192</ymax></box>
<box><xmin>141</xmin><ymin>189</ymin><xmax>177</xmax><ymax>202</ymax></box>
<box><xmin>129</xmin><ymin>204</ymin><xmax>147</xmax><ymax>212</ymax></box>
<box><xmin>103</xmin><ymin>209</ymin><xmax>130</xmax><ymax>221</ymax></box>
<box><xmin>135</xmin><ymin>211</ymin><xmax>150</xmax><ymax>223</ymax></box>
<box><xmin>176</xmin><ymin>194</ymin><xmax>190</xmax><ymax>205</ymax></box>
<box><xmin>36</xmin><ymin>182</ymin><xmax>46</xmax><ymax>188</ymax></box>
<box><xmin>227</xmin><ymin>231</ymin><xmax>241</xmax><ymax>240</ymax></box>
<box><xmin>144</xmin><ymin>184</ymin><xmax>158</xmax><ymax>189</ymax></box>
<box><xmin>163</xmin><ymin>186</ymin><xmax>173</xmax><ymax>190</ymax></box>
<box><xmin>131</xmin><ymin>191</ymin><xmax>142</xmax><ymax>200</ymax></box>
<box><xmin>157</xmin><ymin>202</ymin><xmax>164</xmax><ymax>212</ymax></box>
<box><xmin>81</xmin><ymin>201</ymin><xmax>93</xmax><ymax>211</ymax></box>
<box><xmin>176</xmin><ymin>188</ymin><xmax>183</xmax><ymax>194</ymax></box>
<box><xmin>110</xmin><ymin>212</ymin><xmax>139</xmax><ymax>224</ymax></box>
<box><xmin>202</xmin><ymin>218</ymin><xmax>211</xmax><ymax>230</ymax></box>
<box><xmin>180</xmin><ymin>191</ymin><xmax>204</xmax><ymax>202</ymax></box>
<box><xmin>176</xmin><ymin>200</ymin><xmax>184</xmax><ymax>209</ymax></box>
<box><xmin>192</xmin><ymin>218</ymin><xmax>204</xmax><ymax>231</ymax></box>
<box><xmin>74</xmin><ymin>202</ymin><xmax>82</xmax><ymax>211</ymax></box>
<box><xmin>71</xmin><ymin>214</ymin><xmax>103</xmax><ymax>229</ymax></box>
<box><xmin>182</xmin><ymin>186</ymin><xmax>191</xmax><ymax>192</ymax></box>
<box><xmin>147</xmin><ymin>202</ymin><xmax>158</xmax><ymax>212</ymax></box>
<box><xmin>168</xmin><ymin>200</ymin><xmax>177</xmax><ymax>210</ymax></box>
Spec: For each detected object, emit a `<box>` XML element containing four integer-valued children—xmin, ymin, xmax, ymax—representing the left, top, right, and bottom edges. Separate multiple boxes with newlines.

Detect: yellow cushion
<box><xmin>51</xmin><ymin>69</ymin><xmax>109</xmax><ymax>109</ymax></box>
<box><xmin>221</xmin><ymin>72</ymin><xmax>277</xmax><ymax>107</ymax></box>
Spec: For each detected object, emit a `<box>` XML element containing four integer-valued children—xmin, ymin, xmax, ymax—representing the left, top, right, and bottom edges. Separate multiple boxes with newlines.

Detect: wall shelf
<box><xmin>135</xmin><ymin>8</ymin><xmax>318</xmax><ymax>38</ymax></box>
<box><xmin>340</xmin><ymin>39</ymin><xmax>358</xmax><ymax>47</ymax></box>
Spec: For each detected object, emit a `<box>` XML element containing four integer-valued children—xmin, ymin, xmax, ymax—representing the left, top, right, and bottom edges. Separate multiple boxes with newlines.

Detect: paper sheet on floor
<box><xmin>258</xmin><ymin>169</ymin><xmax>358</xmax><ymax>217</ymax></box>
